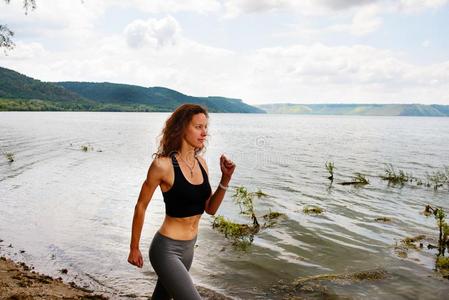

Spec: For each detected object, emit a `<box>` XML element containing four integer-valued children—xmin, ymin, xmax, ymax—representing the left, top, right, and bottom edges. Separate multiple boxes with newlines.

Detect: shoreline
<box><xmin>0</xmin><ymin>255</ymin><xmax>233</xmax><ymax>299</ymax></box>
<box><xmin>0</xmin><ymin>255</ymin><xmax>108</xmax><ymax>299</ymax></box>
<box><xmin>0</xmin><ymin>239</ymin><xmax>232</xmax><ymax>299</ymax></box>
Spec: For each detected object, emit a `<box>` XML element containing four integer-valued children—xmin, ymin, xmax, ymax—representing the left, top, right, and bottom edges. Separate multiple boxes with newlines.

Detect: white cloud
<box><xmin>396</xmin><ymin>0</ymin><xmax>449</xmax><ymax>13</ymax></box>
<box><xmin>124</xmin><ymin>16</ymin><xmax>181</xmax><ymax>49</ymax></box>
<box><xmin>106</xmin><ymin>0</ymin><xmax>221</xmax><ymax>14</ymax></box>
<box><xmin>240</xmin><ymin>43</ymin><xmax>449</xmax><ymax>103</ymax></box>
<box><xmin>222</xmin><ymin>0</ymin><xmax>380</xmax><ymax>17</ymax></box>
<box><xmin>2</xmin><ymin>41</ymin><xmax>46</xmax><ymax>60</ymax></box>
<box><xmin>223</xmin><ymin>0</ymin><xmax>290</xmax><ymax>17</ymax></box>
<box><xmin>4</xmin><ymin>37</ymin><xmax>448</xmax><ymax>104</ymax></box>
<box><xmin>0</xmin><ymin>0</ymin><xmax>105</xmax><ymax>47</ymax></box>
<box><xmin>1</xmin><ymin>0</ymin><xmax>448</xmax><ymax>105</ymax></box>
<box><xmin>276</xmin><ymin>4</ymin><xmax>382</xmax><ymax>40</ymax></box>
<box><xmin>222</xmin><ymin>0</ymin><xmax>449</xmax><ymax>17</ymax></box>
<box><xmin>347</xmin><ymin>4</ymin><xmax>382</xmax><ymax>35</ymax></box>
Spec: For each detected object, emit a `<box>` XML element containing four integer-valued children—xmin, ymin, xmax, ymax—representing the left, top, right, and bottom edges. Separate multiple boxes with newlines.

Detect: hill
<box><xmin>0</xmin><ymin>66</ymin><xmax>97</xmax><ymax>110</ymax></box>
<box><xmin>257</xmin><ymin>103</ymin><xmax>449</xmax><ymax>116</ymax></box>
<box><xmin>56</xmin><ymin>82</ymin><xmax>263</xmax><ymax>113</ymax></box>
<box><xmin>0</xmin><ymin>66</ymin><xmax>264</xmax><ymax>113</ymax></box>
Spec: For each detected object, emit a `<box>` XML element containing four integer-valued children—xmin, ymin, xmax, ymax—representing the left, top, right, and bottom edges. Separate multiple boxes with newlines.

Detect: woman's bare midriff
<box><xmin>158</xmin><ymin>214</ymin><xmax>202</xmax><ymax>240</ymax></box>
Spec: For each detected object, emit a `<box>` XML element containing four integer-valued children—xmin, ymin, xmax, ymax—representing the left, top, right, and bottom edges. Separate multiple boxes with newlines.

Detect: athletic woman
<box><xmin>127</xmin><ymin>103</ymin><xmax>236</xmax><ymax>299</ymax></box>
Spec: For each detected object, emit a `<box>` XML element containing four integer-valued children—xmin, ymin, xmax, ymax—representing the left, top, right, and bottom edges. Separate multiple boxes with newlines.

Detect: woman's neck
<box><xmin>177</xmin><ymin>146</ymin><xmax>196</xmax><ymax>164</ymax></box>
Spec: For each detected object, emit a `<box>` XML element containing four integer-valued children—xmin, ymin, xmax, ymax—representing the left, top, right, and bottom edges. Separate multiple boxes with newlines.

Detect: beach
<box><xmin>0</xmin><ymin>253</ymin><xmax>232</xmax><ymax>300</ymax></box>
<box><xmin>0</xmin><ymin>236</ymin><xmax>232</xmax><ymax>300</ymax></box>
<box><xmin>0</xmin><ymin>255</ymin><xmax>108</xmax><ymax>299</ymax></box>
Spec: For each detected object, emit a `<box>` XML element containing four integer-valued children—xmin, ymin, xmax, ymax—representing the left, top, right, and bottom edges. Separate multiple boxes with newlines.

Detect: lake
<box><xmin>1</xmin><ymin>112</ymin><xmax>449</xmax><ymax>299</ymax></box>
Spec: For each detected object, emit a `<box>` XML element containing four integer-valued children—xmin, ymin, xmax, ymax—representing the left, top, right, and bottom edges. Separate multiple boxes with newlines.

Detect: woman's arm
<box><xmin>128</xmin><ymin>158</ymin><xmax>165</xmax><ymax>267</ymax></box>
<box><xmin>204</xmin><ymin>154</ymin><xmax>235</xmax><ymax>215</ymax></box>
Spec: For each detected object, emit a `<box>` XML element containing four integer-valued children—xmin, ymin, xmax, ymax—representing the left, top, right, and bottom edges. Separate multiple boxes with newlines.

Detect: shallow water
<box><xmin>1</xmin><ymin>112</ymin><xmax>449</xmax><ymax>299</ymax></box>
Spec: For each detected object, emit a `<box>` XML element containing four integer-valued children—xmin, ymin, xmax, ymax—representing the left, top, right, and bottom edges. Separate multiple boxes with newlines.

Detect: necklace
<box><xmin>177</xmin><ymin>154</ymin><xmax>196</xmax><ymax>177</ymax></box>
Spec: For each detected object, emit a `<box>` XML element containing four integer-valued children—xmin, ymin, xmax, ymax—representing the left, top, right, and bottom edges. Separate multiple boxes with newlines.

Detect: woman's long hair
<box><xmin>153</xmin><ymin>103</ymin><xmax>209</xmax><ymax>158</ymax></box>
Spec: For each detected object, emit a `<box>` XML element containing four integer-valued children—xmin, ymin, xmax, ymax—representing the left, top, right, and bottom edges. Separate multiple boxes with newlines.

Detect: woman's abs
<box><xmin>158</xmin><ymin>214</ymin><xmax>201</xmax><ymax>240</ymax></box>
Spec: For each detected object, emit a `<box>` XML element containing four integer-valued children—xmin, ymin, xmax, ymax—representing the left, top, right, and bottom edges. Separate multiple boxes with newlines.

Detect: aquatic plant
<box><xmin>303</xmin><ymin>205</ymin><xmax>323</xmax><ymax>215</ymax></box>
<box><xmin>338</xmin><ymin>173</ymin><xmax>369</xmax><ymax>186</ymax></box>
<box><xmin>325</xmin><ymin>161</ymin><xmax>335</xmax><ymax>181</ymax></box>
<box><xmin>212</xmin><ymin>186</ymin><xmax>280</xmax><ymax>250</ymax></box>
<box><xmin>436</xmin><ymin>256</ymin><xmax>449</xmax><ymax>278</ymax></box>
<box><xmin>232</xmin><ymin>186</ymin><xmax>255</xmax><ymax>216</ymax></box>
<box><xmin>262</xmin><ymin>210</ymin><xmax>286</xmax><ymax>228</ymax></box>
<box><xmin>354</xmin><ymin>173</ymin><xmax>369</xmax><ymax>184</ymax></box>
<box><xmin>424</xmin><ymin>205</ymin><xmax>449</xmax><ymax>250</ymax></box>
<box><xmin>436</xmin><ymin>256</ymin><xmax>449</xmax><ymax>269</ymax></box>
<box><xmin>293</xmin><ymin>269</ymin><xmax>388</xmax><ymax>286</ymax></box>
<box><xmin>80</xmin><ymin>144</ymin><xmax>94</xmax><ymax>152</ymax></box>
<box><xmin>271</xmin><ymin>269</ymin><xmax>387</xmax><ymax>299</ymax></box>
<box><xmin>394</xmin><ymin>235</ymin><xmax>426</xmax><ymax>259</ymax></box>
<box><xmin>401</xmin><ymin>235</ymin><xmax>426</xmax><ymax>248</ymax></box>
<box><xmin>232</xmin><ymin>186</ymin><xmax>271</xmax><ymax>227</ymax></box>
<box><xmin>374</xmin><ymin>217</ymin><xmax>391</xmax><ymax>222</ymax></box>
<box><xmin>212</xmin><ymin>215</ymin><xmax>258</xmax><ymax>238</ymax></box>
<box><xmin>212</xmin><ymin>215</ymin><xmax>257</xmax><ymax>250</ymax></box>
<box><xmin>3</xmin><ymin>151</ymin><xmax>14</xmax><ymax>162</ymax></box>
<box><xmin>380</xmin><ymin>164</ymin><xmax>411</xmax><ymax>186</ymax></box>
<box><xmin>426</xmin><ymin>170</ymin><xmax>448</xmax><ymax>191</ymax></box>
<box><xmin>254</xmin><ymin>188</ymin><xmax>268</xmax><ymax>198</ymax></box>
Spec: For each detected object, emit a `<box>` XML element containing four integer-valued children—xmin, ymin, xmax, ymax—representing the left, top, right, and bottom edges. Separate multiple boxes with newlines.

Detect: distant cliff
<box><xmin>0</xmin><ymin>66</ymin><xmax>264</xmax><ymax>113</ymax></box>
<box><xmin>257</xmin><ymin>103</ymin><xmax>449</xmax><ymax>116</ymax></box>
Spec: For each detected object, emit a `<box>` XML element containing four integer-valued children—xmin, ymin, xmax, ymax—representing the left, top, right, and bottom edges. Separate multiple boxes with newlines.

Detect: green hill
<box><xmin>0</xmin><ymin>66</ymin><xmax>98</xmax><ymax>110</ymax></box>
<box><xmin>257</xmin><ymin>103</ymin><xmax>449</xmax><ymax>116</ymax></box>
<box><xmin>0</xmin><ymin>66</ymin><xmax>264</xmax><ymax>113</ymax></box>
<box><xmin>56</xmin><ymin>82</ymin><xmax>263</xmax><ymax>113</ymax></box>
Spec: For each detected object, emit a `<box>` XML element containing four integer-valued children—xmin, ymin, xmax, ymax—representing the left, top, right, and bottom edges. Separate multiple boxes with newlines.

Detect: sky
<box><xmin>1</xmin><ymin>0</ymin><xmax>449</xmax><ymax>105</ymax></box>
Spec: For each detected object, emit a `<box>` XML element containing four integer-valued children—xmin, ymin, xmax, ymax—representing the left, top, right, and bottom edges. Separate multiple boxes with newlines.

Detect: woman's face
<box><xmin>184</xmin><ymin>113</ymin><xmax>208</xmax><ymax>149</ymax></box>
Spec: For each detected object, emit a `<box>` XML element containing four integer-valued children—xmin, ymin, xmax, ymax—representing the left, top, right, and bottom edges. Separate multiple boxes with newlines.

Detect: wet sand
<box><xmin>0</xmin><ymin>245</ymin><xmax>232</xmax><ymax>300</ymax></box>
<box><xmin>0</xmin><ymin>256</ymin><xmax>108</xmax><ymax>299</ymax></box>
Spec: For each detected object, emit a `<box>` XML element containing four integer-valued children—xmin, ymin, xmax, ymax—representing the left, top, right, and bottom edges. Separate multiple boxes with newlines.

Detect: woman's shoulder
<box><xmin>149</xmin><ymin>156</ymin><xmax>172</xmax><ymax>174</ymax></box>
<box><xmin>196</xmin><ymin>155</ymin><xmax>208</xmax><ymax>172</ymax></box>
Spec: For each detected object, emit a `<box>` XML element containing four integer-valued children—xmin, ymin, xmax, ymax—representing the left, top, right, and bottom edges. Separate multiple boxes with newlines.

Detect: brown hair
<box><xmin>153</xmin><ymin>103</ymin><xmax>209</xmax><ymax>158</ymax></box>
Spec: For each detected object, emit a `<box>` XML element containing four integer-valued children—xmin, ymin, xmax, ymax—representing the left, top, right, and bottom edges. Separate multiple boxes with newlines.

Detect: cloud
<box><xmin>107</xmin><ymin>0</ymin><xmax>221</xmax><ymax>14</ymax></box>
<box><xmin>222</xmin><ymin>0</ymin><xmax>449</xmax><ymax>18</ymax></box>
<box><xmin>2</xmin><ymin>35</ymin><xmax>449</xmax><ymax>104</ymax></box>
<box><xmin>222</xmin><ymin>0</ymin><xmax>380</xmax><ymax>17</ymax></box>
<box><xmin>329</xmin><ymin>4</ymin><xmax>382</xmax><ymax>36</ymax></box>
<box><xmin>2</xmin><ymin>41</ymin><xmax>46</xmax><ymax>60</ymax></box>
<box><xmin>223</xmin><ymin>0</ymin><xmax>290</xmax><ymax>17</ymax></box>
<box><xmin>1</xmin><ymin>0</ymin><xmax>448</xmax><ymax>105</ymax></box>
<box><xmin>0</xmin><ymin>0</ymin><xmax>105</xmax><ymax>47</ymax></box>
<box><xmin>276</xmin><ymin>4</ymin><xmax>382</xmax><ymax>39</ymax></box>
<box><xmin>240</xmin><ymin>43</ymin><xmax>449</xmax><ymax>103</ymax></box>
<box><xmin>396</xmin><ymin>0</ymin><xmax>449</xmax><ymax>12</ymax></box>
<box><xmin>124</xmin><ymin>16</ymin><xmax>181</xmax><ymax>49</ymax></box>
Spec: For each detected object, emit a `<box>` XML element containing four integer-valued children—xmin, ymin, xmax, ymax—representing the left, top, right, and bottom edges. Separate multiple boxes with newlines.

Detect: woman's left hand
<box><xmin>220</xmin><ymin>154</ymin><xmax>236</xmax><ymax>179</ymax></box>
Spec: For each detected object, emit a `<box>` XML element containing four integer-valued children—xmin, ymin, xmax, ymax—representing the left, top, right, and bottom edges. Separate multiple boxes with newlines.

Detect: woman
<box><xmin>127</xmin><ymin>103</ymin><xmax>235</xmax><ymax>299</ymax></box>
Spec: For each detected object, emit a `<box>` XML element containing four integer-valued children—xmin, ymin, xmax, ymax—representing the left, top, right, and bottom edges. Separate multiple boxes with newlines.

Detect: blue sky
<box><xmin>1</xmin><ymin>0</ymin><xmax>448</xmax><ymax>105</ymax></box>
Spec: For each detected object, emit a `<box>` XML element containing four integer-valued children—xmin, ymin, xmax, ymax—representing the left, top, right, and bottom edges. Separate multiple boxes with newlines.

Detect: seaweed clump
<box><xmin>212</xmin><ymin>186</ymin><xmax>284</xmax><ymax>250</ymax></box>
<box><xmin>303</xmin><ymin>206</ymin><xmax>324</xmax><ymax>215</ymax></box>
<box><xmin>380</xmin><ymin>164</ymin><xmax>412</xmax><ymax>186</ymax></box>
<box><xmin>3</xmin><ymin>151</ymin><xmax>15</xmax><ymax>162</ymax></box>
<box><xmin>338</xmin><ymin>173</ymin><xmax>369</xmax><ymax>186</ymax></box>
<box><xmin>269</xmin><ymin>269</ymin><xmax>388</xmax><ymax>299</ymax></box>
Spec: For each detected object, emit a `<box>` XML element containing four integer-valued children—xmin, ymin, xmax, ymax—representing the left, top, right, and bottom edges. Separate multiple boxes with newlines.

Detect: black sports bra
<box><xmin>162</xmin><ymin>154</ymin><xmax>212</xmax><ymax>218</ymax></box>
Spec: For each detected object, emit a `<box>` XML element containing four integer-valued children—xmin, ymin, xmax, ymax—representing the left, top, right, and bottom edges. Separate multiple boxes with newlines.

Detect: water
<box><xmin>1</xmin><ymin>112</ymin><xmax>449</xmax><ymax>299</ymax></box>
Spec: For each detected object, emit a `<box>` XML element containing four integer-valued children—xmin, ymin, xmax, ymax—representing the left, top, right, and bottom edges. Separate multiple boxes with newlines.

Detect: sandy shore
<box><xmin>0</xmin><ymin>237</ymin><xmax>233</xmax><ymax>300</ymax></box>
<box><xmin>0</xmin><ymin>256</ymin><xmax>108</xmax><ymax>299</ymax></box>
<box><xmin>0</xmin><ymin>254</ymin><xmax>232</xmax><ymax>300</ymax></box>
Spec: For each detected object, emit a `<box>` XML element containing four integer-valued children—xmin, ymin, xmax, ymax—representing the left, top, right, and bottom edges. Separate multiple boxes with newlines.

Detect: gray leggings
<box><xmin>149</xmin><ymin>231</ymin><xmax>201</xmax><ymax>300</ymax></box>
